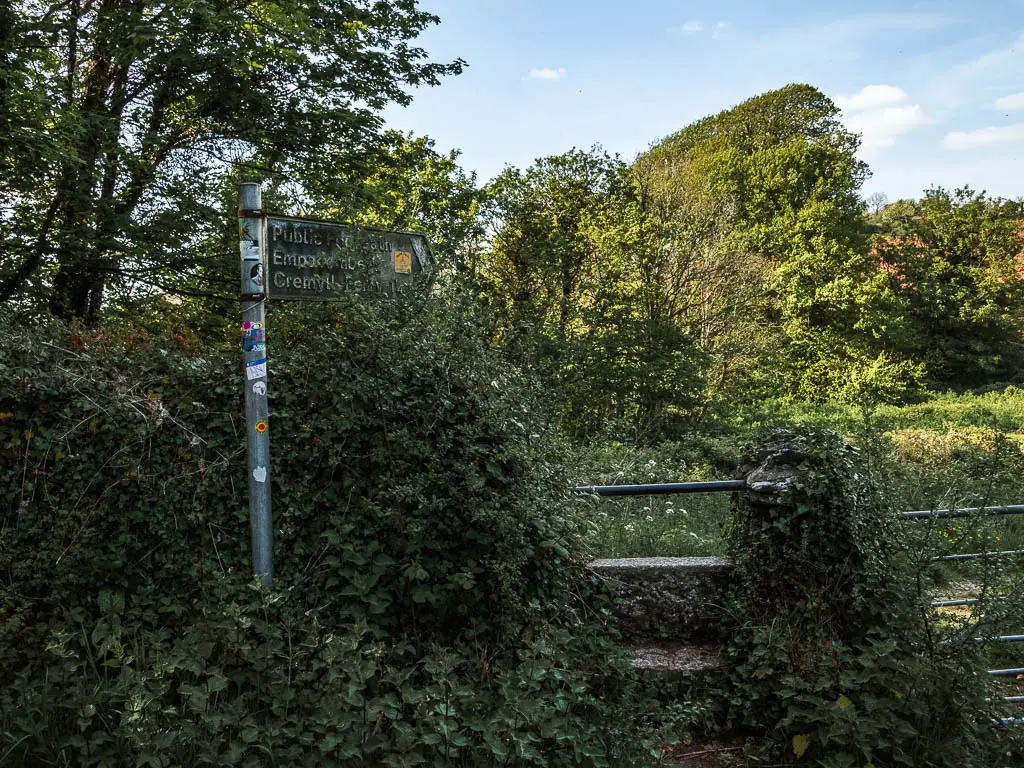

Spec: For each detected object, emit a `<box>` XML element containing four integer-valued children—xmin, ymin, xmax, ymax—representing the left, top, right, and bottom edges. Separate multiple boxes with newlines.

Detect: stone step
<box><xmin>628</xmin><ymin>641</ymin><xmax>724</xmax><ymax>678</ymax></box>
<box><xmin>591</xmin><ymin>556</ymin><xmax>732</xmax><ymax>575</ymax></box>
<box><xmin>590</xmin><ymin>557</ymin><xmax>734</xmax><ymax>642</ymax></box>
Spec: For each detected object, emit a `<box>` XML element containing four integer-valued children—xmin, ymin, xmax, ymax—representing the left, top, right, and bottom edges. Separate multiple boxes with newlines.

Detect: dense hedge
<box><xmin>0</xmin><ymin>299</ymin><xmax>644</xmax><ymax>767</ymax></box>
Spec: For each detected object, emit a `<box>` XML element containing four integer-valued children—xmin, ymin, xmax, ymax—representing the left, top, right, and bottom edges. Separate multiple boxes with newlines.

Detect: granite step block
<box><xmin>590</xmin><ymin>557</ymin><xmax>734</xmax><ymax>642</ymax></box>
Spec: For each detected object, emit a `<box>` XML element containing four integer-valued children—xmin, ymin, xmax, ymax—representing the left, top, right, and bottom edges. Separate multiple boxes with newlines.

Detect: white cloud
<box><xmin>835</xmin><ymin>85</ymin><xmax>908</xmax><ymax>113</ymax></box>
<box><xmin>993</xmin><ymin>92</ymin><xmax>1024</xmax><ymax>112</ymax></box>
<box><xmin>944</xmin><ymin>124</ymin><xmax>1024</xmax><ymax>150</ymax></box>
<box><xmin>845</xmin><ymin>105</ymin><xmax>932</xmax><ymax>150</ymax></box>
<box><xmin>528</xmin><ymin>67</ymin><xmax>566</xmax><ymax>81</ymax></box>
<box><xmin>671</xmin><ymin>20</ymin><xmax>730</xmax><ymax>38</ymax></box>
<box><xmin>835</xmin><ymin>85</ymin><xmax>931</xmax><ymax>151</ymax></box>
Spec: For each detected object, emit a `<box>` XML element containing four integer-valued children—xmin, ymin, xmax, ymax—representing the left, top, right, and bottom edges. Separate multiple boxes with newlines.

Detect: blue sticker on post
<box><xmin>245</xmin><ymin>358</ymin><xmax>267</xmax><ymax>380</ymax></box>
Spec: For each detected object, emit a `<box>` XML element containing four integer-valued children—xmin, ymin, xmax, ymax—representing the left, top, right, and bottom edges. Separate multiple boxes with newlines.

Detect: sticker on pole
<box><xmin>246</xmin><ymin>358</ymin><xmax>267</xmax><ymax>380</ymax></box>
<box><xmin>255</xmin><ymin>420</ymin><xmax>268</xmax><ymax>434</ymax></box>
<box><xmin>252</xmin><ymin>381</ymin><xmax>267</xmax><ymax>396</ymax></box>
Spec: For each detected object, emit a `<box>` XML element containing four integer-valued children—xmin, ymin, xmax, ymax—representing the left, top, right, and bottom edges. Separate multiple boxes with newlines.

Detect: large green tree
<box><xmin>483</xmin><ymin>149</ymin><xmax>711</xmax><ymax>440</ymax></box>
<box><xmin>0</xmin><ymin>0</ymin><xmax>462</xmax><ymax>322</ymax></box>
<box><xmin>484</xmin><ymin>149</ymin><xmax>620</xmax><ymax>347</ymax></box>
<box><xmin>645</xmin><ymin>84</ymin><xmax>917</xmax><ymax>401</ymax></box>
<box><xmin>316</xmin><ymin>133</ymin><xmax>486</xmax><ymax>275</ymax></box>
<box><xmin>871</xmin><ymin>188</ymin><xmax>1024</xmax><ymax>388</ymax></box>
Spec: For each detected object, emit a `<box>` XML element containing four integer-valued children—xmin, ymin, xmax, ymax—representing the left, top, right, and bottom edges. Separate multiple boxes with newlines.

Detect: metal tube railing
<box><xmin>935</xmin><ymin>550</ymin><xmax>1024</xmax><ymax>562</ymax></box>
<box><xmin>943</xmin><ymin>635</ymin><xmax>1024</xmax><ymax>645</ymax></box>
<box><xmin>572</xmin><ymin>483</ymin><xmax>1024</xmax><ymax>521</ymax></box>
<box><xmin>988</xmin><ymin>668</ymin><xmax>1024</xmax><ymax>677</ymax></box>
<box><xmin>903</xmin><ymin>504</ymin><xmax>1024</xmax><ymax>519</ymax></box>
<box><xmin>572</xmin><ymin>480</ymin><xmax>745</xmax><ymax>497</ymax></box>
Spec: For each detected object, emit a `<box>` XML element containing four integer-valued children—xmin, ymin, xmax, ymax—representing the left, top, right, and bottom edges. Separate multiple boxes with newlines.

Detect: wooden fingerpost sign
<box><xmin>237</xmin><ymin>184</ymin><xmax>433</xmax><ymax>585</ymax></box>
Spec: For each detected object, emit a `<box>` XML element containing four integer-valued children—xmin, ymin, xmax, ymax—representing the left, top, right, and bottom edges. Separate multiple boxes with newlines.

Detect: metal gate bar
<box><xmin>572</xmin><ymin>480</ymin><xmax>745</xmax><ymax>497</ymax></box>
<box><xmin>944</xmin><ymin>635</ymin><xmax>1024</xmax><ymax>645</ymax></box>
<box><xmin>903</xmin><ymin>504</ymin><xmax>1024</xmax><ymax>520</ymax></box>
<box><xmin>935</xmin><ymin>550</ymin><xmax>1024</xmax><ymax>561</ymax></box>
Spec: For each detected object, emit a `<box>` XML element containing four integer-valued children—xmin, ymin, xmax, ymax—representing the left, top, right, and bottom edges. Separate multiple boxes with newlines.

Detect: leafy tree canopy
<box><xmin>871</xmin><ymin>187</ymin><xmax>1024</xmax><ymax>388</ymax></box>
<box><xmin>0</xmin><ymin>0</ymin><xmax>463</xmax><ymax>322</ymax></box>
<box><xmin>644</xmin><ymin>84</ymin><xmax>917</xmax><ymax>401</ymax></box>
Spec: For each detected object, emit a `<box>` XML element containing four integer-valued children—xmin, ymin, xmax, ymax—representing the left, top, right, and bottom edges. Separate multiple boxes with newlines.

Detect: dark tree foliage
<box><xmin>871</xmin><ymin>188</ymin><xmax>1024</xmax><ymax>389</ymax></box>
<box><xmin>0</xmin><ymin>0</ymin><xmax>462</xmax><ymax>322</ymax></box>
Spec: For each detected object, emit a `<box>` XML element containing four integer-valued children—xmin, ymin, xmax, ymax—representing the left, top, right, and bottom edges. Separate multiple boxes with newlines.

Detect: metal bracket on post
<box><xmin>239</xmin><ymin>183</ymin><xmax>273</xmax><ymax>585</ymax></box>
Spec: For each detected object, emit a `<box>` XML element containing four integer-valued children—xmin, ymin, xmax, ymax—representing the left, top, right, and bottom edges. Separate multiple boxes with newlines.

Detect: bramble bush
<box><xmin>0</xmin><ymin>296</ymin><xmax>647</xmax><ymax>767</ymax></box>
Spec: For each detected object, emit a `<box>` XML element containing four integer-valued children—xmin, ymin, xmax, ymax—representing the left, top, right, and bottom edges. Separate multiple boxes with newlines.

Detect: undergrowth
<box><xmin>0</xmin><ymin>298</ymin><xmax>651</xmax><ymax>767</ymax></box>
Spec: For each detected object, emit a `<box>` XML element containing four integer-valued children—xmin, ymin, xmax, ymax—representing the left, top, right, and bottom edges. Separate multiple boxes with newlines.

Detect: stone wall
<box><xmin>589</xmin><ymin>556</ymin><xmax>733</xmax><ymax>642</ymax></box>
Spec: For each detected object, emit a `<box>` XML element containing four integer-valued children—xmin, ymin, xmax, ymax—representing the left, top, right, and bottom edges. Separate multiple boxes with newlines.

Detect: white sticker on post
<box><xmin>245</xmin><ymin>358</ymin><xmax>267</xmax><ymax>380</ymax></box>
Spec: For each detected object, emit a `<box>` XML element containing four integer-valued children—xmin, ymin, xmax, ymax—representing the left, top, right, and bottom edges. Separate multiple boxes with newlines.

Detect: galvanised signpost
<box><xmin>237</xmin><ymin>184</ymin><xmax>432</xmax><ymax>585</ymax></box>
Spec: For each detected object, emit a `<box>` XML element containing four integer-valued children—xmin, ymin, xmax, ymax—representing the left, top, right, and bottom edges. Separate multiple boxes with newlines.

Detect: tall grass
<box><xmin>569</xmin><ymin>438</ymin><xmax>738</xmax><ymax>558</ymax></box>
<box><xmin>576</xmin><ymin>389</ymin><xmax>1024</xmax><ymax>560</ymax></box>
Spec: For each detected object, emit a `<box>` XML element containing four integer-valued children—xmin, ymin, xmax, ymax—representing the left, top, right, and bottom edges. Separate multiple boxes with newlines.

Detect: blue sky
<box><xmin>383</xmin><ymin>0</ymin><xmax>1024</xmax><ymax>202</ymax></box>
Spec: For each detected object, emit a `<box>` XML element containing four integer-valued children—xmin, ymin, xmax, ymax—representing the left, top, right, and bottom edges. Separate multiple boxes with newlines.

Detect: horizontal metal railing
<box><xmin>903</xmin><ymin>504</ymin><xmax>1024</xmax><ymax>520</ymax></box>
<box><xmin>943</xmin><ymin>635</ymin><xmax>1024</xmax><ymax>645</ymax></box>
<box><xmin>935</xmin><ymin>550</ymin><xmax>1024</xmax><ymax>562</ymax></box>
<box><xmin>572</xmin><ymin>480</ymin><xmax>745</xmax><ymax>497</ymax></box>
<box><xmin>573</xmin><ymin>483</ymin><xmax>1024</xmax><ymax>523</ymax></box>
<box><xmin>573</xmin><ymin>478</ymin><xmax>1024</xmax><ymax>517</ymax></box>
<box><xmin>988</xmin><ymin>668</ymin><xmax>1024</xmax><ymax>677</ymax></box>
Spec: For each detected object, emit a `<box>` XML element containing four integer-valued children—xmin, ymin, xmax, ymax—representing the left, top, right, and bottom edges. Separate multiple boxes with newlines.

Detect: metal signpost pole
<box><xmin>238</xmin><ymin>183</ymin><xmax>273</xmax><ymax>585</ymax></box>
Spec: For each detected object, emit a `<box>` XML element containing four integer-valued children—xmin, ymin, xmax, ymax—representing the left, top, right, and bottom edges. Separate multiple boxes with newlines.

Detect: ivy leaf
<box><xmin>207</xmin><ymin>674</ymin><xmax>229</xmax><ymax>693</ymax></box>
<box><xmin>792</xmin><ymin>733</ymin><xmax>811</xmax><ymax>758</ymax></box>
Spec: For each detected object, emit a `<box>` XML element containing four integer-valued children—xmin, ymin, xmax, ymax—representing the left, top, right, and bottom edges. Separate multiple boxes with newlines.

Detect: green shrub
<box><xmin>719</xmin><ymin>428</ymin><xmax>1015</xmax><ymax>766</ymax></box>
<box><xmin>0</xmin><ymin>298</ymin><xmax>646</xmax><ymax>767</ymax></box>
